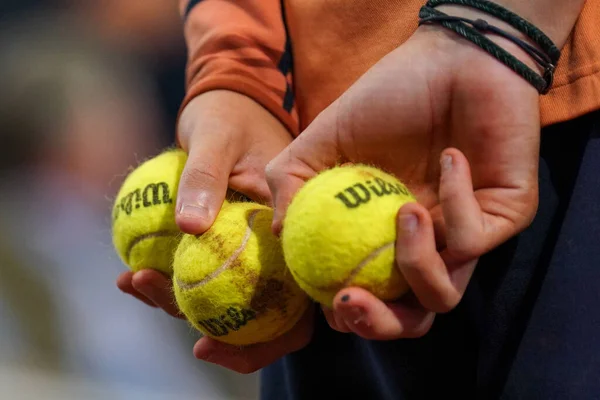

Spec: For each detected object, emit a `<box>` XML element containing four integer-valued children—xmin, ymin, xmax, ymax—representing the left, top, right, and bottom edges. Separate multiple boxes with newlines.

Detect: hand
<box><xmin>118</xmin><ymin>265</ymin><xmax>315</xmax><ymax>373</ymax></box>
<box><xmin>116</xmin><ymin>269</ymin><xmax>184</xmax><ymax>319</ymax></box>
<box><xmin>266</xmin><ymin>25</ymin><xmax>540</xmax><ymax>340</ymax></box>
<box><xmin>118</xmin><ymin>90</ymin><xmax>315</xmax><ymax>371</ymax></box>
<box><xmin>192</xmin><ymin>305</ymin><xmax>314</xmax><ymax>373</ymax></box>
<box><xmin>175</xmin><ymin>90</ymin><xmax>293</xmax><ymax>234</ymax></box>
<box><xmin>118</xmin><ymin>89</ymin><xmax>292</xmax><ymax>310</ymax></box>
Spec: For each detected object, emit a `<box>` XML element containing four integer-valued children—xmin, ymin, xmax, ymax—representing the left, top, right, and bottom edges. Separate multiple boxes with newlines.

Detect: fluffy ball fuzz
<box><xmin>282</xmin><ymin>164</ymin><xmax>416</xmax><ymax>307</ymax></box>
<box><xmin>112</xmin><ymin>148</ymin><xmax>187</xmax><ymax>275</ymax></box>
<box><xmin>173</xmin><ymin>202</ymin><xmax>311</xmax><ymax>346</ymax></box>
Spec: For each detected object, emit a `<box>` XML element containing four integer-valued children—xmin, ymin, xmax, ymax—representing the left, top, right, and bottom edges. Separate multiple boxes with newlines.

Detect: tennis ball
<box><xmin>112</xmin><ymin>148</ymin><xmax>187</xmax><ymax>275</ymax></box>
<box><xmin>173</xmin><ymin>202</ymin><xmax>311</xmax><ymax>346</ymax></box>
<box><xmin>282</xmin><ymin>164</ymin><xmax>416</xmax><ymax>307</ymax></box>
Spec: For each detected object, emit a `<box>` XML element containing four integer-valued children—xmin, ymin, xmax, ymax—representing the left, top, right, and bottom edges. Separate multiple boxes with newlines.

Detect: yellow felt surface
<box><xmin>111</xmin><ymin>148</ymin><xmax>187</xmax><ymax>275</ymax></box>
<box><xmin>282</xmin><ymin>164</ymin><xmax>415</xmax><ymax>307</ymax></box>
<box><xmin>173</xmin><ymin>202</ymin><xmax>310</xmax><ymax>346</ymax></box>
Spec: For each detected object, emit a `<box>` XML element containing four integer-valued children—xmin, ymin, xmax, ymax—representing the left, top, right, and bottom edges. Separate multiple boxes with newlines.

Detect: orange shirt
<box><xmin>179</xmin><ymin>0</ymin><xmax>600</xmax><ymax>136</ymax></box>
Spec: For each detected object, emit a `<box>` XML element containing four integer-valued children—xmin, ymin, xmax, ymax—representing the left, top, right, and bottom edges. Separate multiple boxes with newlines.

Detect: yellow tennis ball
<box><xmin>282</xmin><ymin>164</ymin><xmax>416</xmax><ymax>307</ymax></box>
<box><xmin>112</xmin><ymin>148</ymin><xmax>187</xmax><ymax>275</ymax></box>
<box><xmin>173</xmin><ymin>202</ymin><xmax>311</xmax><ymax>346</ymax></box>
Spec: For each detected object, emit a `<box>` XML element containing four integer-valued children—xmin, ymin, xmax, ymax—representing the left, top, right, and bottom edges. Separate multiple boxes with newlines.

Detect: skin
<box><xmin>487</xmin><ymin>0</ymin><xmax>586</xmax><ymax>47</ymax></box>
<box><xmin>267</xmin><ymin>24</ymin><xmax>541</xmax><ymax>338</ymax></box>
<box><xmin>118</xmin><ymin>1</ymin><xmax>587</xmax><ymax>373</ymax></box>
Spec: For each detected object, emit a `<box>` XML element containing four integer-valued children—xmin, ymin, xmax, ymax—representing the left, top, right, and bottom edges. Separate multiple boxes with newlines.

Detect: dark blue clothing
<box><xmin>261</xmin><ymin>111</ymin><xmax>600</xmax><ymax>400</ymax></box>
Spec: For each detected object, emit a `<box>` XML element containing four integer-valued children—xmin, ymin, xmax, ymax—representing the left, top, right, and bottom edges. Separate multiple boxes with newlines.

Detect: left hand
<box><xmin>117</xmin><ymin>91</ymin><xmax>316</xmax><ymax>372</ymax></box>
<box><xmin>266</xmin><ymin>24</ymin><xmax>540</xmax><ymax>340</ymax></box>
<box><xmin>118</xmin><ymin>266</ymin><xmax>315</xmax><ymax>373</ymax></box>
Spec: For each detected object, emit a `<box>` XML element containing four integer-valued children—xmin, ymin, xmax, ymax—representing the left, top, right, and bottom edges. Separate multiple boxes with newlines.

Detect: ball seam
<box><xmin>290</xmin><ymin>241</ymin><xmax>395</xmax><ymax>291</ymax></box>
<box><xmin>175</xmin><ymin>209</ymin><xmax>261</xmax><ymax>291</ymax></box>
<box><xmin>125</xmin><ymin>230</ymin><xmax>180</xmax><ymax>263</ymax></box>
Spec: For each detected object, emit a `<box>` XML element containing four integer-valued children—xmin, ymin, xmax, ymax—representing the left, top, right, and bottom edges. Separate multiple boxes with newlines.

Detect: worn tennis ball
<box><xmin>173</xmin><ymin>202</ymin><xmax>311</xmax><ymax>346</ymax></box>
<box><xmin>112</xmin><ymin>148</ymin><xmax>187</xmax><ymax>275</ymax></box>
<box><xmin>282</xmin><ymin>164</ymin><xmax>416</xmax><ymax>307</ymax></box>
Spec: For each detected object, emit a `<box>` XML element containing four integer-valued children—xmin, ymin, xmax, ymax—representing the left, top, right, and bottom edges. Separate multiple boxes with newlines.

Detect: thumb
<box><xmin>265</xmin><ymin>109</ymin><xmax>341</xmax><ymax>235</ymax></box>
<box><xmin>175</xmin><ymin>134</ymin><xmax>236</xmax><ymax>235</ymax></box>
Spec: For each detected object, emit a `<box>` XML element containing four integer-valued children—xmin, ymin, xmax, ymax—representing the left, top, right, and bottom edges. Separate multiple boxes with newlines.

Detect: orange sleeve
<box><xmin>178</xmin><ymin>0</ymin><xmax>298</xmax><ymax>136</ymax></box>
<box><xmin>539</xmin><ymin>0</ymin><xmax>600</xmax><ymax>127</ymax></box>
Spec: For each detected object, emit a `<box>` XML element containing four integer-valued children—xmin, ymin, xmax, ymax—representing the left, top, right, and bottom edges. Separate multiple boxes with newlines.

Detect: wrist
<box><xmin>177</xmin><ymin>90</ymin><xmax>290</xmax><ymax>151</ymax></box>
<box><xmin>423</xmin><ymin>5</ymin><xmax>543</xmax><ymax>75</ymax></box>
<box><xmin>178</xmin><ymin>91</ymin><xmax>242</xmax><ymax>149</ymax></box>
<box><xmin>484</xmin><ymin>0</ymin><xmax>586</xmax><ymax>48</ymax></box>
<box><xmin>411</xmin><ymin>23</ymin><xmax>540</xmax><ymax>100</ymax></box>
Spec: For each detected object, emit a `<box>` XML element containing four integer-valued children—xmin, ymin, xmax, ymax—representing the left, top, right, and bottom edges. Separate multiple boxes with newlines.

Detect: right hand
<box><xmin>265</xmin><ymin>25</ymin><xmax>540</xmax><ymax>341</ymax></box>
<box><xmin>117</xmin><ymin>90</ymin><xmax>293</xmax><ymax>316</ymax></box>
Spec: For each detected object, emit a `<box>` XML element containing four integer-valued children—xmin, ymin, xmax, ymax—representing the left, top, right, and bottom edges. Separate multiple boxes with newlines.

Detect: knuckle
<box><xmin>265</xmin><ymin>157</ymin><xmax>284</xmax><ymax>183</ymax></box>
<box><xmin>396</xmin><ymin>252</ymin><xmax>423</xmax><ymax>270</ymax></box>
<box><xmin>432</xmin><ymin>293</ymin><xmax>461</xmax><ymax>314</ymax></box>
<box><xmin>446</xmin><ymin>232</ymin><xmax>484</xmax><ymax>260</ymax></box>
<box><xmin>181</xmin><ymin>164</ymin><xmax>221</xmax><ymax>188</ymax></box>
<box><xmin>404</xmin><ymin>318</ymin><xmax>435</xmax><ymax>339</ymax></box>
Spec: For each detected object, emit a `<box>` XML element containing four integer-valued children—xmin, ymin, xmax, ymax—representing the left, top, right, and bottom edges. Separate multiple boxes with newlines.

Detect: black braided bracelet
<box><xmin>426</xmin><ymin>0</ymin><xmax>560</xmax><ymax>63</ymax></box>
<box><xmin>419</xmin><ymin>1</ymin><xmax>560</xmax><ymax>94</ymax></box>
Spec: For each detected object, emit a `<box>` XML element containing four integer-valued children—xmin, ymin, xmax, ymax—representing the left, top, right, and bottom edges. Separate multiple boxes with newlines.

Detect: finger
<box><xmin>265</xmin><ymin>108</ymin><xmax>341</xmax><ymax>235</ymax></box>
<box><xmin>321</xmin><ymin>305</ymin><xmax>351</xmax><ymax>333</ymax></box>
<box><xmin>395</xmin><ymin>203</ymin><xmax>466</xmax><ymax>313</ymax></box>
<box><xmin>439</xmin><ymin>147</ymin><xmax>535</xmax><ymax>260</ymax></box>
<box><xmin>333</xmin><ymin>288</ymin><xmax>435</xmax><ymax>340</ymax></box>
<box><xmin>227</xmin><ymin>125</ymin><xmax>293</xmax><ymax>208</ymax></box>
<box><xmin>228</xmin><ymin>172</ymin><xmax>273</xmax><ymax>206</ymax></box>
<box><xmin>438</xmin><ymin>148</ymin><xmax>485</xmax><ymax>260</ymax></box>
<box><xmin>332</xmin><ymin>309</ymin><xmax>353</xmax><ymax>333</ymax></box>
<box><xmin>175</xmin><ymin>133</ymin><xmax>236</xmax><ymax>235</ymax></box>
<box><xmin>116</xmin><ymin>271</ymin><xmax>158</xmax><ymax>308</ymax></box>
<box><xmin>321</xmin><ymin>306</ymin><xmax>338</xmax><ymax>330</ymax></box>
<box><xmin>193</xmin><ymin>305</ymin><xmax>315</xmax><ymax>374</ymax></box>
<box><xmin>131</xmin><ymin>269</ymin><xmax>184</xmax><ymax>319</ymax></box>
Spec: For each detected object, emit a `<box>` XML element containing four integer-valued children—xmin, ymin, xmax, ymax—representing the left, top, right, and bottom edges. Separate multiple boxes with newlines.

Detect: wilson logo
<box><xmin>335</xmin><ymin>177</ymin><xmax>410</xmax><ymax>209</ymax></box>
<box><xmin>197</xmin><ymin>306</ymin><xmax>257</xmax><ymax>337</ymax></box>
<box><xmin>113</xmin><ymin>182</ymin><xmax>172</xmax><ymax>221</ymax></box>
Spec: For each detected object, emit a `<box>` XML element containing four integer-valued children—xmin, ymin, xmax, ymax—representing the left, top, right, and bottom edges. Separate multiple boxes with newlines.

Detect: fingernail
<box><xmin>178</xmin><ymin>191</ymin><xmax>212</xmax><ymax>221</ymax></box>
<box><xmin>178</xmin><ymin>202</ymin><xmax>209</xmax><ymax>220</ymax></box>
<box><xmin>441</xmin><ymin>154</ymin><xmax>453</xmax><ymax>172</ymax></box>
<box><xmin>342</xmin><ymin>306</ymin><xmax>369</xmax><ymax>326</ymax></box>
<box><xmin>399</xmin><ymin>213</ymin><xmax>418</xmax><ymax>236</ymax></box>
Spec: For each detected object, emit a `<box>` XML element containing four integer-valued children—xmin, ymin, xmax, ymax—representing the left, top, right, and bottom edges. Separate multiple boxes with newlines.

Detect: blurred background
<box><xmin>0</xmin><ymin>2</ymin><xmax>259</xmax><ymax>399</ymax></box>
